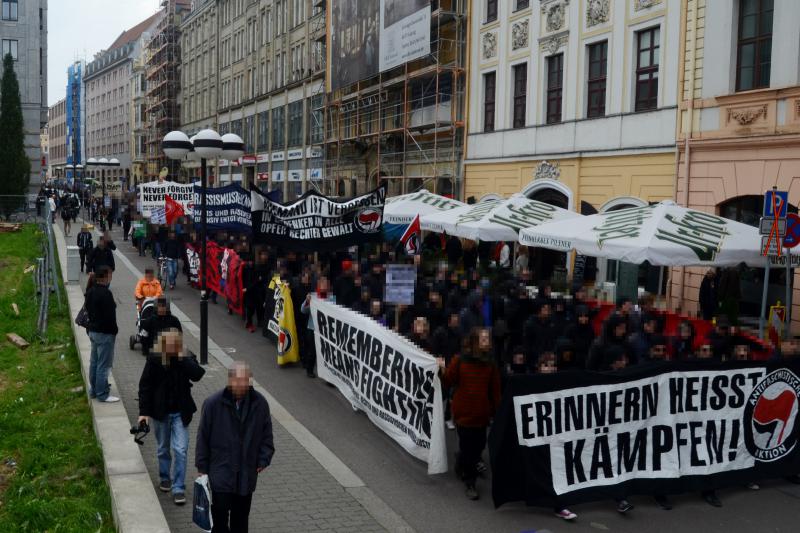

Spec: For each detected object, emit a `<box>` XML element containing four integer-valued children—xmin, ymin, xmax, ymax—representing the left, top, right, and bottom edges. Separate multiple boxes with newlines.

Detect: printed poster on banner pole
<box><xmin>139</xmin><ymin>181</ymin><xmax>196</xmax><ymax>217</ymax></box>
<box><xmin>310</xmin><ymin>297</ymin><xmax>447</xmax><ymax>474</ymax></box>
<box><xmin>490</xmin><ymin>361</ymin><xmax>800</xmax><ymax>508</ymax></box>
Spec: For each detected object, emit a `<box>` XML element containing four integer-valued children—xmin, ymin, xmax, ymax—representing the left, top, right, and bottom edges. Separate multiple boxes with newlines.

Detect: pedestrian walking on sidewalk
<box><xmin>196</xmin><ymin>362</ymin><xmax>275</xmax><ymax>533</ymax></box>
<box><xmin>138</xmin><ymin>329</ymin><xmax>205</xmax><ymax>505</ymax></box>
<box><xmin>76</xmin><ymin>224</ymin><xmax>93</xmax><ymax>273</ymax></box>
<box><xmin>85</xmin><ymin>265</ymin><xmax>120</xmax><ymax>403</ymax></box>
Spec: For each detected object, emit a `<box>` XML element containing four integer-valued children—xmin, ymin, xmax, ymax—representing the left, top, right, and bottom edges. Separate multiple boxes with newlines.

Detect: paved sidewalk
<box><xmin>56</xmin><ymin>222</ymin><xmax>391</xmax><ymax>533</ymax></box>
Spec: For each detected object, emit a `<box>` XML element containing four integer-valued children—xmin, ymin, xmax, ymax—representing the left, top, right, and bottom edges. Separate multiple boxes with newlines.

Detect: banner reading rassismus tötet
<box><xmin>490</xmin><ymin>361</ymin><xmax>800</xmax><ymax>508</ymax></box>
<box><xmin>310</xmin><ymin>297</ymin><xmax>447</xmax><ymax>474</ymax></box>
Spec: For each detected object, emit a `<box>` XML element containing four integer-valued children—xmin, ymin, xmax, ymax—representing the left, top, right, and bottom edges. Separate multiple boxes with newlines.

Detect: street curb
<box><xmin>109</xmin><ymin>227</ymin><xmax>416</xmax><ymax>533</ymax></box>
<box><xmin>54</xmin><ymin>224</ymin><xmax>170</xmax><ymax>533</ymax></box>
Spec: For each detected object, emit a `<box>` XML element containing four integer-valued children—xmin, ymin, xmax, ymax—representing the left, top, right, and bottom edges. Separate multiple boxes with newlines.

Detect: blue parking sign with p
<box><xmin>764</xmin><ymin>190</ymin><xmax>789</xmax><ymax>218</ymax></box>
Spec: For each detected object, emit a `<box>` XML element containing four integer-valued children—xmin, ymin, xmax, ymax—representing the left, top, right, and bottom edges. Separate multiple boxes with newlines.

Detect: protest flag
<box><xmin>399</xmin><ymin>215</ymin><xmax>421</xmax><ymax>256</ymax></box>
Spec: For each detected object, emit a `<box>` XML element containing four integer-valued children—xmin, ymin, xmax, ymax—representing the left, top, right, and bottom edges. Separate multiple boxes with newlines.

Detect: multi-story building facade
<box><xmin>39</xmin><ymin>124</ymin><xmax>48</xmax><ymax>181</ymax></box>
<box><xmin>130</xmin><ymin>55</ymin><xmax>148</xmax><ymax>185</ymax></box>
<box><xmin>0</xmin><ymin>0</ymin><xmax>48</xmax><ymax>191</ymax></box>
<box><xmin>323</xmin><ymin>0</ymin><xmax>466</xmax><ymax>200</ymax></box>
<box><xmin>673</xmin><ymin>0</ymin><xmax>800</xmax><ymax>329</ymax></box>
<box><xmin>208</xmin><ymin>0</ymin><xmax>326</xmax><ymax>198</ymax></box>
<box><xmin>465</xmin><ymin>0</ymin><xmax>679</xmax><ymax>285</ymax></box>
<box><xmin>65</xmin><ymin>60</ymin><xmax>85</xmax><ymax>182</ymax></box>
<box><xmin>47</xmin><ymin>97</ymin><xmax>66</xmax><ymax>178</ymax></box>
<box><xmin>84</xmin><ymin>13</ymin><xmax>159</xmax><ymax>186</ymax></box>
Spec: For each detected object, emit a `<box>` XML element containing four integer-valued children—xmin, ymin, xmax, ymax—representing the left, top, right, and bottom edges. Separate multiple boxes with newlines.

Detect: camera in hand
<box><xmin>130</xmin><ymin>419</ymin><xmax>150</xmax><ymax>445</ymax></box>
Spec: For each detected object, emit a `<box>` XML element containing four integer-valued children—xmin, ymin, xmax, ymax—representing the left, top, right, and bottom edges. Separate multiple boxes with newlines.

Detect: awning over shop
<box><xmin>421</xmin><ymin>194</ymin><xmax>582</xmax><ymax>242</ymax></box>
<box><xmin>383</xmin><ymin>189</ymin><xmax>466</xmax><ymax>225</ymax></box>
<box><xmin>519</xmin><ymin>200</ymin><xmax>789</xmax><ymax>267</ymax></box>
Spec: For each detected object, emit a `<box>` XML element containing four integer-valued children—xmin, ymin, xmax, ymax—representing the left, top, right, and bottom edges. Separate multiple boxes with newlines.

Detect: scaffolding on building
<box><xmin>144</xmin><ymin>0</ymin><xmax>182</xmax><ymax>181</ymax></box>
<box><xmin>323</xmin><ymin>0</ymin><xmax>466</xmax><ymax>199</ymax></box>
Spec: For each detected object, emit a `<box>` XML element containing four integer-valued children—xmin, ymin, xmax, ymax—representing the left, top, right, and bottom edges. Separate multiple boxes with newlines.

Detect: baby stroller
<box><xmin>129</xmin><ymin>297</ymin><xmax>158</xmax><ymax>352</ymax></box>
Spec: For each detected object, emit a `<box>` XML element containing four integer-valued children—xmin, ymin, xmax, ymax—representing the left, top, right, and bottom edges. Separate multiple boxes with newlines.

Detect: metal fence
<box><xmin>1</xmin><ymin>194</ymin><xmax>61</xmax><ymax>337</ymax></box>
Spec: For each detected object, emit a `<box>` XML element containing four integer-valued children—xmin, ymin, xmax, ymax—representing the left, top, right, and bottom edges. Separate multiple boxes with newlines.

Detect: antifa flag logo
<box><xmin>277</xmin><ymin>327</ymin><xmax>293</xmax><ymax>355</ymax></box>
<box><xmin>404</xmin><ymin>233</ymin><xmax>419</xmax><ymax>255</ymax></box>
<box><xmin>354</xmin><ymin>208</ymin><xmax>382</xmax><ymax>234</ymax></box>
<box><xmin>744</xmin><ymin>370</ymin><xmax>800</xmax><ymax>462</ymax></box>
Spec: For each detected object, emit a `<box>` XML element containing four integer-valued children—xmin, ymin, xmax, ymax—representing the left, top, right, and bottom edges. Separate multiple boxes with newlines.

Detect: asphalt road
<box><xmin>93</xmin><ymin>219</ymin><xmax>800</xmax><ymax>533</ymax></box>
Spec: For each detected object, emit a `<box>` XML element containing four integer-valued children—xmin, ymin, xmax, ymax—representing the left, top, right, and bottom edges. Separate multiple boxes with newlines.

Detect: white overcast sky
<box><xmin>47</xmin><ymin>0</ymin><xmax>161</xmax><ymax>106</ymax></box>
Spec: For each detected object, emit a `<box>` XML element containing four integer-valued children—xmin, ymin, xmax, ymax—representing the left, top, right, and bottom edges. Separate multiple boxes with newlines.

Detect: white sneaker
<box><xmin>101</xmin><ymin>395</ymin><xmax>120</xmax><ymax>403</ymax></box>
<box><xmin>446</xmin><ymin>420</ymin><xmax>456</xmax><ymax>430</ymax></box>
<box><xmin>746</xmin><ymin>482</ymin><xmax>760</xmax><ymax>490</ymax></box>
<box><xmin>555</xmin><ymin>509</ymin><xmax>577</xmax><ymax>520</ymax></box>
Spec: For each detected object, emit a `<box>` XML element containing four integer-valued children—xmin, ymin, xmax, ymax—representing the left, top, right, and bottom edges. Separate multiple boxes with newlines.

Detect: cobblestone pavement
<box><xmin>58</xmin><ymin>222</ymin><xmax>386</xmax><ymax>533</ymax></box>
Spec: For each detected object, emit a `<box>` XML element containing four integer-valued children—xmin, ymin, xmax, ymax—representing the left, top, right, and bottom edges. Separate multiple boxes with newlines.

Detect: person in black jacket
<box><xmin>87</xmin><ymin>236</ymin><xmax>115</xmax><ymax>273</ymax></box>
<box><xmin>163</xmin><ymin>231</ymin><xmax>182</xmax><ymax>289</ymax></box>
<box><xmin>141</xmin><ymin>297</ymin><xmax>183</xmax><ymax>356</ymax></box>
<box><xmin>196</xmin><ymin>362</ymin><xmax>275</xmax><ymax>533</ymax></box>
<box><xmin>138</xmin><ymin>329</ymin><xmax>204</xmax><ymax>505</ymax></box>
<box><xmin>76</xmin><ymin>224</ymin><xmax>93</xmax><ymax>273</ymax></box>
<box><xmin>85</xmin><ymin>266</ymin><xmax>119</xmax><ymax>403</ymax></box>
<box><xmin>699</xmin><ymin>269</ymin><xmax>718</xmax><ymax>321</ymax></box>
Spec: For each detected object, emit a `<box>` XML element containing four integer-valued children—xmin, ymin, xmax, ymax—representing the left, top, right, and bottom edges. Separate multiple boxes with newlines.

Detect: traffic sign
<box><xmin>769</xmin><ymin>254</ymin><xmax>800</xmax><ymax>267</ymax></box>
<box><xmin>764</xmin><ymin>190</ymin><xmax>789</xmax><ymax>218</ymax></box>
<box><xmin>783</xmin><ymin>213</ymin><xmax>800</xmax><ymax>248</ymax></box>
<box><xmin>762</xmin><ymin>235</ymin><xmax>780</xmax><ymax>256</ymax></box>
<box><xmin>760</xmin><ymin>217</ymin><xmax>787</xmax><ymax>235</ymax></box>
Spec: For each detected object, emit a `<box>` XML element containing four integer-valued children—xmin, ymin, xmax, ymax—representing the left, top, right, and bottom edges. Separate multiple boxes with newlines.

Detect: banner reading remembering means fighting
<box><xmin>310</xmin><ymin>297</ymin><xmax>447</xmax><ymax>474</ymax></box>
<box><xmin>490</xmin><ymin>361</ymin><xmax>800</xmax><ymax>508</ymax></box>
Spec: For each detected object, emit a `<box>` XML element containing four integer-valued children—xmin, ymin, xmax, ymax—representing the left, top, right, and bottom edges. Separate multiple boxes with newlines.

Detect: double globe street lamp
<box><xmin>162</xmin><ymin>129</ymin><xmax>245</xmax><ymax>364</ymax></box>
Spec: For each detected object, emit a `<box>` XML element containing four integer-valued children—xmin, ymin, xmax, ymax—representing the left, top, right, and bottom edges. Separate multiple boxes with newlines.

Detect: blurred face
<box><xmin>614</xmin><ymin>323</ymin><xmax>627</xmax><ymax>338</ymax></box>
<box><xmin>538</xmin><ymin>353</ymin><xmax>556</xmax><ymax>374</ymax></box>
<box><xmin>158</xmin><ymin>330</ymin><xmax>182</xmax><ymax>358</ymax></box>
<box><xmin>611</xmin><ymin>355</ymin><xmax>629</xmax><ymax>370</ymax></box>
<box><xmin>228</xmin><ymin>364</ymin><xmax>251</xmax><ymax>399</ymax></box>
<box><xmin>680</xmin><ymin>324</ymin><xmax>692</xmax><ymax>339</ymax></box>
<box><xmin>644</xmin><ymin>320</ymin><xmax>657</xmax><ymax>334</ymax></box>
<box><xmin>734</xmin><ymin>345</ymin><xmax>750</xmax><ymax>361</ymax></box>
<box><xmin>413</xmin><ymin>317</ymin><xmax>429</xmax><ymax>337</ymax></box>
<box><xmin>478</xmin><ymin>329</ymin><xmax>492</xmax><ymax>351</ymax></box>
<box><xmin>650</xmin><ymin>344</ymin><xmax>667</xmax><ymax>360</ymax></box>
<box><xmin>317</xmin><ymin>277</ymin><xmax>330</xmax><ymax>295</ymax></box>
<box><xmin>145</xmin><ymin>271</ymin><xmax>154</xmax><ymax>281</ymax></box>
<box><xmin>578</xmin><ymin>314</ymin><xmax>589</xmax><ymax>325</ymax></box>
<box><xmin>371</xmin><ymin>300</ymin><xmax>381</xmax><ymax>315</ymax></box>
<box><xmin>538</xmin><ymin>304</ymin><xmax>551</xmax><ymax>320</ymax></box>
<box><xmin>575</xmin><ymin>288</ymin><xmax>586</xmax><ymax>301</ymax></box>
<box><xmin>448</xmin><ymin>314</ymin><xmax>459</xmax><ymax>329</ymax></box>
<box><xmin>620</xmin><ymin>301</ymin><xmax>633</xmax><ymax>314</ymax></box>
<box><xmin>697</xmin><ymin>345</ymin><xmax>714</xmax><ymax>359</ymax></box>
<box><xmin>429</xmin><ymin>291</ymin><xmax>441</xmax><ymax>305</ymax></box>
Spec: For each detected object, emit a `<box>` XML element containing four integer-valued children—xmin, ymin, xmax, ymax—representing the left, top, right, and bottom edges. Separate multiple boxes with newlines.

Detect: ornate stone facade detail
<box><xmin>540</xmin><ymin>33</ymin><xmax>568</xmax><ymax>55</ymax></box>
<box><xmin>481</xmin><ymin>32</ymin><xmax>497</xmax><ymax>60</ymax></box>
<box><xmin>534</xmin><ymin>160</ymin><xmax>561</xmax><ymax>181</ymax></box>
<box><xmin>795</xmin><ymin>99</ymin><xmax>800</xmax><ymax>119</ymax></box>
<box><xmin>727</xmin><ymin>105</ymin><xmax>768</xmax><ymax>125</ymax></box>
<box><xmin>634</xmin><ymin>0</ymin><xmax>661</xmax><ymax>11</ymax></box>
<box><xmin>541</xmin><ymin>0</ymin><xmax>569</xmax><ymax>33</ymax></box>
<box><xmin>511</xmin><ymin>20</ymin><xmax>530</xmax><ymax>51</ymax></box>
<box><xmin>586</xmin><ymin>0</ymin><xmax>609</xmax><ymax>27</ymax></box>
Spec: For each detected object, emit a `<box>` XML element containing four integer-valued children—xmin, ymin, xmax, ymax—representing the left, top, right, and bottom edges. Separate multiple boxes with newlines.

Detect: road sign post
<box><xmin>760</xmin><ymin>187</ymin><xmax>789</xmax><ymax>338</ymax></box>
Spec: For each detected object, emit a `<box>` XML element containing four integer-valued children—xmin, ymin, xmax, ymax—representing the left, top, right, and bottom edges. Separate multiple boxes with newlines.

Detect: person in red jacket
<box><xmin>442</xmin><ymin>327</ymin><xmax>500</xmax><ymax>501</ymax></box>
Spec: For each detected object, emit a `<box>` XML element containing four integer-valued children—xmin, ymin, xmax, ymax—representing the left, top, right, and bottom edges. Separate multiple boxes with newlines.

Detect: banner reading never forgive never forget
<box><xmin>310</xmin><ymin>297</ymin><xmax>447</xmax><ymax>474</ymax></box>
<box><xmin>490</xmin><ymin>361</ymin><xmax>800</xmax><ymax>508</ymax></box>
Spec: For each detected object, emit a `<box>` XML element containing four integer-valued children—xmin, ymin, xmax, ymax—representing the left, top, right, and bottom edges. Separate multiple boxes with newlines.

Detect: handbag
<box><xmin>192</xmin><ymin>475</ymin><xmax>213</xmax><ymax>532</ymax></box>
<box><xmin>75</xmin><ymin>305</ymin><xmax>90</xmax><ymax>328</ymax></box>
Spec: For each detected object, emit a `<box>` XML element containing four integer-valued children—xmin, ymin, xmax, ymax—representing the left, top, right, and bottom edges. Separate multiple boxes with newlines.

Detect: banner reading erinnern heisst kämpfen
<box><xmin>490</xmin><ymin>361</ymin><xmax>800</xmax><ymax>508</ymax></box>
<box><xmin>310</xmin><ymin>297</ymin><xmax>448</xmax><ymax>475</ymax></box>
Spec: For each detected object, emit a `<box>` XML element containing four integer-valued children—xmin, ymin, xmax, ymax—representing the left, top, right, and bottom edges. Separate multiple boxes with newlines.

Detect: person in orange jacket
<box><xmin>135</xmin><ymin>268</ymin><xmax>163</xmax><ymax>311</ymax></box>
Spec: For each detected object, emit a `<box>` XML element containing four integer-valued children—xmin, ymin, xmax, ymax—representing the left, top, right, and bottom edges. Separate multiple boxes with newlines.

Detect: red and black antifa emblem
<box><xmin>355</xmin><ymin>208</ymin><xmax>382</xmax><ymax>234</ymax></box>
<box><xmin>744</xmin><ymin>369</ymin><xmax>800</xmax><ymax>462</ymax></box>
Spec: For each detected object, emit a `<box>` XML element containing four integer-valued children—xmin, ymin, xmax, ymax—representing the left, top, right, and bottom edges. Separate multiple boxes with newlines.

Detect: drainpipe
<box><xmin>678</xmin><ymin>0</ymin><xmax>699</xmax><ymax>312</ymax></box>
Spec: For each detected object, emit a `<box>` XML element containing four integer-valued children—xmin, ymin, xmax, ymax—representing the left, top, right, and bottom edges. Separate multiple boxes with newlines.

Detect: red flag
<box><xmin>400</xmin><ymin>215</ymin><xmax>421</xmax><ymax>256</ymax></box>
<box><xmin>165</xmin><ymin>194</ymin><xmax>185</xmax><ymax>225</ymax></box>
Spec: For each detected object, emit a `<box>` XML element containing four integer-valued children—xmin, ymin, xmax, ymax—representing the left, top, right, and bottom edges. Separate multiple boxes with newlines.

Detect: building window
<box><xmin>515</xmin><ymin>0</ymin><xmax>530</xmax><ymax>11</ymax></box>
<box><xmin>483</xmin><ymin>72</ymin><xmax>496</xmax><ymax>133</ymax></box>
<box><xmin>2</xmin><ymin>0</ymin><xmax>18</xmax><ymax>21</ymax></box>
<box><xmin>2</xmin><ymin>39</ymin><xmax>18</xmax><ymax>61</ymax></box>
<box><xmin>271</xmin><ymin>106</ymin><xmax>285</xmax><ymax>150</ymax></box>
<box><xmin>288</xmin><ymin>100</ymin><xmax>304</xmax><ymax>147</ymax></box>
<box><xmin>635</xmin><ymin>27</ymin><xmax>659</xmax><ymax>112</ymax></box>
<box><xmin>736</xmin><ymin>0</ymin><xmax>773</xmax><ymax>91</ymax></box>
<box><xmin>587</xmin><ymin>41</ymin><xmax>607</xmax><ymax>118</ymax></box>
<box><xmin>486</xmin><ymin>0</ymin><xmax>497</xmax><ymax>23</ymax></box>
<box><xmin>546</xmin><ymin>54</ymin><xmax>563</xmax><ymax>124</ymax></box>
<box><xmin>512</xmin><ymin>63</ymin><xmax>527</xmax><ymax>129</ymax></box>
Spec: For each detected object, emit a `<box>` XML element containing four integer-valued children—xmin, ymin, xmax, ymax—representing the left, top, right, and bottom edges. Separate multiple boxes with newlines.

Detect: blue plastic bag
<box><xmin>192</xmin><ymin>475</ymin><xmax>213</xmax><ymax>532</ymax></box>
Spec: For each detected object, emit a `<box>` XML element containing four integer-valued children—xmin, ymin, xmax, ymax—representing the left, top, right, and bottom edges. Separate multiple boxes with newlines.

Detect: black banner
<box><xmin>192</xmin><ymin>183</ymin><xmax>252</xmax><ymax>234</ymax></box>
<box><xmin>251</xmin><ymin>186</ymin><xmax>386</xmax><ymax>251</ymax></box>
<box><xmin>490</xmin><ymin>361</ymin><xmax>800</xmax><ymax>508</ymax></box>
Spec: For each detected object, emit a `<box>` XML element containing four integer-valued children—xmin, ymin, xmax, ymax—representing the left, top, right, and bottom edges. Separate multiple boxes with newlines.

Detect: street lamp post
<box><xmin>163</xmin><ymin>129</ymin><xmax>244</xmax><ymax>365</ymax></box>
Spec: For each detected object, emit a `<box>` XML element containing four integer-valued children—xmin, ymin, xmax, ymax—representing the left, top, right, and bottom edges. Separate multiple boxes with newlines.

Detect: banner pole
<box><xmin>760</xmin><ymin>258</ymin><xmax>770</xmax><ymax>339</ymax></box>
<box><xmin>200</xmin><ymin>157</ymin><xmax>209</xmax><ymax>365</ymax></box>
<box><xmin>786</xmin><ymin>248</ymin><xmax>792</xmax><ymax>334</ymax></box>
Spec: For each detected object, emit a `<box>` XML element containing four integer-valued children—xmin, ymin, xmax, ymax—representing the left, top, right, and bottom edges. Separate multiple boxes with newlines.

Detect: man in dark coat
<box><xmin>85</xmin><ymin>265</ymin><xmax>119</xmax><ymax>402</ymax></box>
<box><xmin>87</xmin><ymin>236</ymin><xmax>115</xmax><ymax>273</ymax></box>
<box><xmin>196</xmin><ymin>362</ymin><xmax>275</xmax><ymax>533</ymax></box>
<box><xmin>138</xmin><ymin>329</ymin><xmax>205</xmax><ymax>504</ymax></box>
<box><xmin>699</xmin><ymin>269</ymin><xmax>718</xmax><ymax>321</ymax></box>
